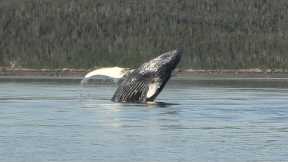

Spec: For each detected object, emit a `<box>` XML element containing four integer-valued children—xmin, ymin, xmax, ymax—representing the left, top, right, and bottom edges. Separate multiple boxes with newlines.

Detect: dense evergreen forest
<box><xmin>0</xmin><ymin>0</ymin><xmax>288</xmax><ymax>69</ymax></box>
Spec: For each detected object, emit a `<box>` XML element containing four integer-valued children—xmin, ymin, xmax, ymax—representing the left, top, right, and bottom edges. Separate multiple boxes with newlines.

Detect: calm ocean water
<box><xmin>0</xmin><ymin>79</ymin><xmax>288</xmax><ymax>162</ymax></box>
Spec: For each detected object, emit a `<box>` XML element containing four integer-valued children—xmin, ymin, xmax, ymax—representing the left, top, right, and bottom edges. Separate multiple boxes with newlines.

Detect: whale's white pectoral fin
<box><xmin>81</xmin><ymin>67</ymin><xmax>132</xmax><ymax>84</ymax></box>
<box><xmin>146</xmin><ymin>82</ymin><xmax>160</xmax><ymax>98</ymax></box>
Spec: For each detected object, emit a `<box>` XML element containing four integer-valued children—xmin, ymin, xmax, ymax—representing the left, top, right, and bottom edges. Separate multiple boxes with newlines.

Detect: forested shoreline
<box><xmin>0</xmin><ymin>0</ymin><xmax>288</xmax><ymax>69</ymax></box>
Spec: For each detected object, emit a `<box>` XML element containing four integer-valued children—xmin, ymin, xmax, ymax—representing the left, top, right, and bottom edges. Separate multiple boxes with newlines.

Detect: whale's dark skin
<box><xmin>112</xmin><ymin>49</ymin><xmax>183</xmax><ymax>103</ymax></box>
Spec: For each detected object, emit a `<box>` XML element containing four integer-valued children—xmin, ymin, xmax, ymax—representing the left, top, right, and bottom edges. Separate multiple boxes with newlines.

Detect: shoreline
<box><xmin>1</xmin><ymin>67</ymin><xmax>288</xmax><ymax>80</ymax></box>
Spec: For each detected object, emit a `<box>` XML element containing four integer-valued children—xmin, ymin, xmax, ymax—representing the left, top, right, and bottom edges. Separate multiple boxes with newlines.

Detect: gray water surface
<box><xmin>0</xmin><ymin>79</ymin><xmax>288</xmax><ymax>162</ymax></box>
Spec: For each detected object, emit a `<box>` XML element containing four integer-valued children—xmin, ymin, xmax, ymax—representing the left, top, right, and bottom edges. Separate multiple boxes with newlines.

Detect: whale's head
<box><xmin>140</xmin><ymin>49</ymin><xmax>183</xmax><ymax>76</ymax></box>
<box><xmin>140</xmin><ymin>49</ymin><xmax>183</xmax><ymax>101</ymax></box>
<box><xmin>111</xmin><ymin>49</ymin><xmax>183</xmax><ymax>103</ymax></box>
<box><xmin>112</xmin><ymin>49</ymin><xmax>183</xmax><ymax>103</ymax></box>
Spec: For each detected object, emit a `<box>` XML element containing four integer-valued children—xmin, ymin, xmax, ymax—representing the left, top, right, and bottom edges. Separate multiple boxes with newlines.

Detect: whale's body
<box><xmin>82</xmin><ymin>49</ymin><xmax>183</xmax><ymax>103</ymax></box>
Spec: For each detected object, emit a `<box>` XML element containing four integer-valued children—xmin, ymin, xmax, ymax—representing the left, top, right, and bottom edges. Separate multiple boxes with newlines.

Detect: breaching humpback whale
<box><xmin>82</xmin><ymin>49</ymin><xmax>183</xmax><ymax>103</ymax></box>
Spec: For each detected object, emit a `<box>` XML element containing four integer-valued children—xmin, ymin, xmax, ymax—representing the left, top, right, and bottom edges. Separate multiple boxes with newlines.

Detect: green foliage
<box><xmin>0</xmin><ymin>0</ymin><xmax>288</xmax><ymax>69</ymax></box>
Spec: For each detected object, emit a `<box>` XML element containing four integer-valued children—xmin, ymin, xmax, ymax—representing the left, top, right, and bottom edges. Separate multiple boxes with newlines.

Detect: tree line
<box><xmin>0</xmin><ymin>0</ymin><xmax>288</xmax><ymax>69</ymax></box>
